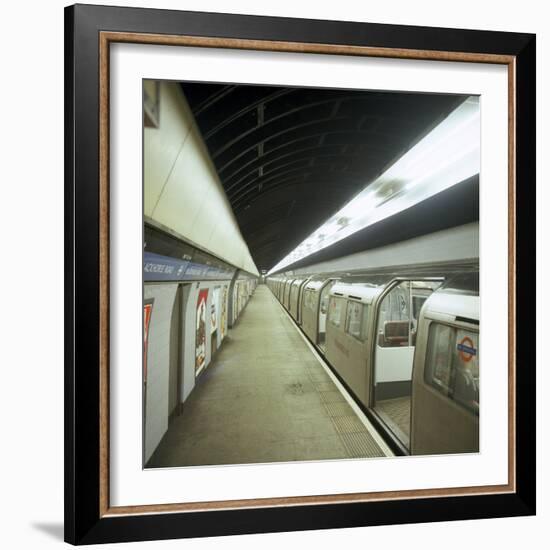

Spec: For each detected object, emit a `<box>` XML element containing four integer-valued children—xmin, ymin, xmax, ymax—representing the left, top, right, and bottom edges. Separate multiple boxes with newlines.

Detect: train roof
<box><xmin>305</xmin><ymin>276</ymin><xmax>340</xmax><ymax>292</ymax></box>
<box><xmin>330</xmin><ymin>282</ymin><xmax>383</xmax><ymax>304</ymax></box>
<box><xmin>423</xmin><ymin>291</ymin><xmax>479</xmax><ymax>324</ymax></box>
<box><xmin>422</xmin><ymin>272</ymin><xmax>479</xmax><ymax>324</ymax></box>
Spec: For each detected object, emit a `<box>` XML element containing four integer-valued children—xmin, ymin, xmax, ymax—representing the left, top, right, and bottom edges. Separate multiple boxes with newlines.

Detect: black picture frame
<box><xmin>65</xmin><ymin>3</ymin><xmax>536</xmax><ymax>545</ymax></box>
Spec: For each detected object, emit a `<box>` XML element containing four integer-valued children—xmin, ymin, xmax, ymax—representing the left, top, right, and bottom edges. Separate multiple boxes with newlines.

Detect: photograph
<box><xmin>1</xmin><ymin>0</ymin><xmax>547</xmax><ymax>547</ymax></box>
<box><xmin>142</xmin><ymin>80</ymin><xmax>480</xmax><ymax>468</ymax></box>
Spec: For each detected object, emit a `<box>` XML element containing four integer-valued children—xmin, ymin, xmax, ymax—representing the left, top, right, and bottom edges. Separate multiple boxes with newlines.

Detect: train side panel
<box><xmin>410</xmin><ymin>283</ymin><xmax>479</xmax><ymax>454</ymax></box>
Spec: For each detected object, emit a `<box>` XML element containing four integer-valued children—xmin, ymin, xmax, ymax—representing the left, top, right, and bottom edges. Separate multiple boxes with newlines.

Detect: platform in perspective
<box><xmin>147</xmin><ymin>286</ymin><xmax>387</xmax><ymax>467</ymax></box>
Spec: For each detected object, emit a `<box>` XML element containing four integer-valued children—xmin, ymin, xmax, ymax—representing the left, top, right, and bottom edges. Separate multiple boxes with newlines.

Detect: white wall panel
<box><xmin>144</xmin><ymin>84</ymin><xmax>190</xmax><ymax>217</ymax></box>
<box><xmin>145</xmin><ymin>81</ymin><xmax>259</xmax><ymax>275</ymax></box>
<box><xmin>144</xmin><ymin>283</ymin><xmax>178</xmax><ymax>463</ymax></box>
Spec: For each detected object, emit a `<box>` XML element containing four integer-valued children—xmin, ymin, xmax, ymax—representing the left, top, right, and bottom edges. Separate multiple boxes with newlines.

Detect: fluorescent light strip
<box><xmin>267</xmin><ymin>97</ymin><xmax>480</xmax><ymax>274</ymax></box>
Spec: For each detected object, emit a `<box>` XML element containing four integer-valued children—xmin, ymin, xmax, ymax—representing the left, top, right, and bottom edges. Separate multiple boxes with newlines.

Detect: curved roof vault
<box><xmin>181</xmin><ymin>82</ymin><xmax>466</xmax><ymax>272</ymax></box>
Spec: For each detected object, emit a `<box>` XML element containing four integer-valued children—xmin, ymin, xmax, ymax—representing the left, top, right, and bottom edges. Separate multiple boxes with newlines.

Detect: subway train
<box><xmin>266</xmin><ymin>261</ymin><xmax>479</xmax><ymax>456</ymax></box>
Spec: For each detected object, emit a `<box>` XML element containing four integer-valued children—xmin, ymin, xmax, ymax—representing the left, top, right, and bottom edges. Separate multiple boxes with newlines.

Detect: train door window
<box><xmin>291</xmin><ymin>283</ymin><xmax>299</xmax><ymax>307</ymax></box>
<box><xmin>377</xmin><ymin>282</ymin><xmax>411</xmax><ymax>348</ymax></box>
<box><xmin>304</xmin><ymin>289</ymin><xmax>314</xmax><ymax>310</ymax></box>
<box><xmin>412</xmin><ymin>296</ymin><xmax>426</xmax><ymax>319</ymax></box>
<box><xmin>345</xmin><ymin>300</ymin><xmax>365</xmax><ymax>341</ymax></box>
<box><xmin>319</xmin><ymin>283</ymin><xmax>333</xmax><ymax>317</ymax></box>
<box><xmin>328</xmin><ymin>296</ymin><xmax>344</xmax><ymax>327</ymax></box>
<box><xmin>318</xmin><ymin>282</ymin><xmax>336</xmax><ymax>347</ymax></box>
<box><xmin>425</xmin><ymin>323</ymin><xmax>479</xmax><ymax>414</ymax></box>
<box><xmin>361</xmin><ymin>304</ymin><xmax>371</xmax><ymax>342</ymax></box>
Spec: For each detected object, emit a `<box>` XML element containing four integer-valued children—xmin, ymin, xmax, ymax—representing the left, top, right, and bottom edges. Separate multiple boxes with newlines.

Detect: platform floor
<box><xmin>147</xmin><ymin>285</ymin><xmax>386</xmax><ymax>468</ymax></box>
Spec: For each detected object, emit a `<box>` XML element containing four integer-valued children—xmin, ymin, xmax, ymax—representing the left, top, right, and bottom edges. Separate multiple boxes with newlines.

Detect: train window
<box><xmin>425</xmin><ymin>323</ymin><xmax>453</xmax><ymax>391</ymax></box>
<box><xmin>290</xmin><ymin>285</ymin><xmax>297</xmax><ymax>302</ymax></box>
<box><xmin>361</xmin><ymin>305</ymin><xmax>371</xmax><ymax>341</ymax></box>
<box><xmin>345</xmin><ymin>301</ymin><xmax>364</xmax><ymax>341</ymax></box>
<box><xmin>377</xmin><ymin>282</ymin><xmax>411</xmax><ymax>347</ymax></box>
<box><xmin>412</xmin><ymin>296</ymin><xmax>427</xmax><ymax>319</ymax></box>
<box><xmin>320</xmin><ymin>282</ymin><xmax>335</xmax><ymax>315</ymax></box>
<box><xmin>425</xmin><ymin>323</ymin><xmax>479</xmax><ymax>415</ymax></box>
<box><xmin>306</xmin><ymin>289</ymin><xmax>316</xmax><ymax>311</ymax></box>
<box><xmin>303</xmin><ymin>289</ymin><xmax>310</xmax><ymax>309</ymax></box>
<box><xmin>328</xmin><ymin>297</ymin><xmax>344</xmax><ymax>327</ymax></box>
<box><xmin>377</xmin><ymin>281</ymin><xmax>440</xmax><ymax>348</ymax></box>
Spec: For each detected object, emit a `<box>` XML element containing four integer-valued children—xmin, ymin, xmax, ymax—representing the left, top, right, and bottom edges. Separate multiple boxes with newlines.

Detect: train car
<box><xmin>300</xmin><ymin>276</ymin><xmax>340</xmax><ymax>350</ymax></box>
<box><xmin>325</xmin><ymin>282</ymin><xmax>378</xmax><ymax>406</ymax></box>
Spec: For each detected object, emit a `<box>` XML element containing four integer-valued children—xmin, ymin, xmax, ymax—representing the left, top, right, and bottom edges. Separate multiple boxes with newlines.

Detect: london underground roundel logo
<box><xmin>457</xmin><ymin>336</ymin><xmax>477</xmax><ymax>362</ymax></box>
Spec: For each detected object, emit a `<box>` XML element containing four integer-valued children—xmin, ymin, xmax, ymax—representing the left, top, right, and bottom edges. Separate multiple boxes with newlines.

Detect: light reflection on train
<box><xmin>267</xmin><ymin>264</ymin><xmax>479</xmax><ymax>456</ymax></box>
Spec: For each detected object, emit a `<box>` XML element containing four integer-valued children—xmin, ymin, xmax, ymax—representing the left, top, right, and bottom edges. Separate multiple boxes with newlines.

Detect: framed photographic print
<box><xmin>65</xmin><ymin>3</ymin><xmax>536</xmax><ymax>545</ymax></box>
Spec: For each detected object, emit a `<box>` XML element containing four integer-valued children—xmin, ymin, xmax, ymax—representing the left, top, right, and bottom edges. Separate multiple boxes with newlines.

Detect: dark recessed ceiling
<box><xmin>180</xmin><ymin>82</ymin><xmax>466</xmax><ymax>272</ymax></box>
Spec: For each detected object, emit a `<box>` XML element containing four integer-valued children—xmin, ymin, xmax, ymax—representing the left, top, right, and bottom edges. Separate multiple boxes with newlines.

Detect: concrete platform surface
<box><xmin>147</xmin><ymin>285</ymin><xmax>385</xmax><ymax>468</ymax></box>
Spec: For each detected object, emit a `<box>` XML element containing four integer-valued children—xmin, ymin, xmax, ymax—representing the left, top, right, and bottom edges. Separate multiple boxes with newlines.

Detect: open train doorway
<box><xmin>372</xmin><ymin>279</ymin><xmax>442</xmax><ymax>449</ymax></box>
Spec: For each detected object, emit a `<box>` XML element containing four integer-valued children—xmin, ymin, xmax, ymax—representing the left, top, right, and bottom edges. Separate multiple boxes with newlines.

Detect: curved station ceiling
<box><xmin>180</xmin><ymin>83</ymin><xmax>467</xmax><ymax>272</ymax></box>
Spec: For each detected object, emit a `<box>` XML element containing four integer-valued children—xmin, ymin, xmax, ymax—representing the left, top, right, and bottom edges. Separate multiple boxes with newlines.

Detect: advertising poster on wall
<box><xmin>211</xmin><ymin>287</ymin><xmax>219</xmax><ymax>334</ymax></box>
<box><xmin>143</xmin><ymin>303</ymin><xmax>153</xmax><ymax>383</ymax></box>
<box><xmin>221</xmin><ymin>286</ymin><xmax>228</xmax><ymax>339</ymax></box>
<box><xmin>195</xmin><ymin>289</ymin><xmax>208</xmax><ymax>374</ymax></box>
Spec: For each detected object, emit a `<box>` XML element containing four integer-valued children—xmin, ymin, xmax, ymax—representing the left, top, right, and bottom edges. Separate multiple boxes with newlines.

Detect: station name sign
<box><xmin>143</xmin><ymin>252</ymin><xmax>234</xmax><ymax>282</ymax></box>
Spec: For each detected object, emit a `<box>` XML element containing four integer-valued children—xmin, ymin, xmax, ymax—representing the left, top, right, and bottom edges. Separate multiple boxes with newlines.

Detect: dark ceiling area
<box><xmin>180</xmin><ymin>82</ymin><xmax>467</xmax><ymax>272</ymax></box>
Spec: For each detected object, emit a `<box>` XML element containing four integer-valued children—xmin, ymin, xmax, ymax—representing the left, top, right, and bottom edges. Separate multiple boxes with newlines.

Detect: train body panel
<box><xmin>410</xmin><ymin>275</ymin><xmax>479</xmax><ymax>454</ymax></box>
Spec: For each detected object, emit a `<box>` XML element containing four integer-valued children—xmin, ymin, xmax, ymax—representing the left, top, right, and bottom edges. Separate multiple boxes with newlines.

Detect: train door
<box><xmin>317</xmin><ymin>280</ymin><xmax>335</xmax><ymax>350</ymax></box>
<box><xmin>371</xmin><ymin>279</ymin><xmax>441</xmax><ymax>450</ymax></box>
<box><xmin>296</xmin><ymin>279</ymin><xmax>309</xmax><ymax>324</ymax></box>
<box><xmin>284</xmin><ymin>279</ymin><xmax>293</xmax><ymax>309</ymax></box>
<box><xmin>290</xmin><ymin>280</ymin><xmax>302</xmax><ymax>320</ymax></box>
